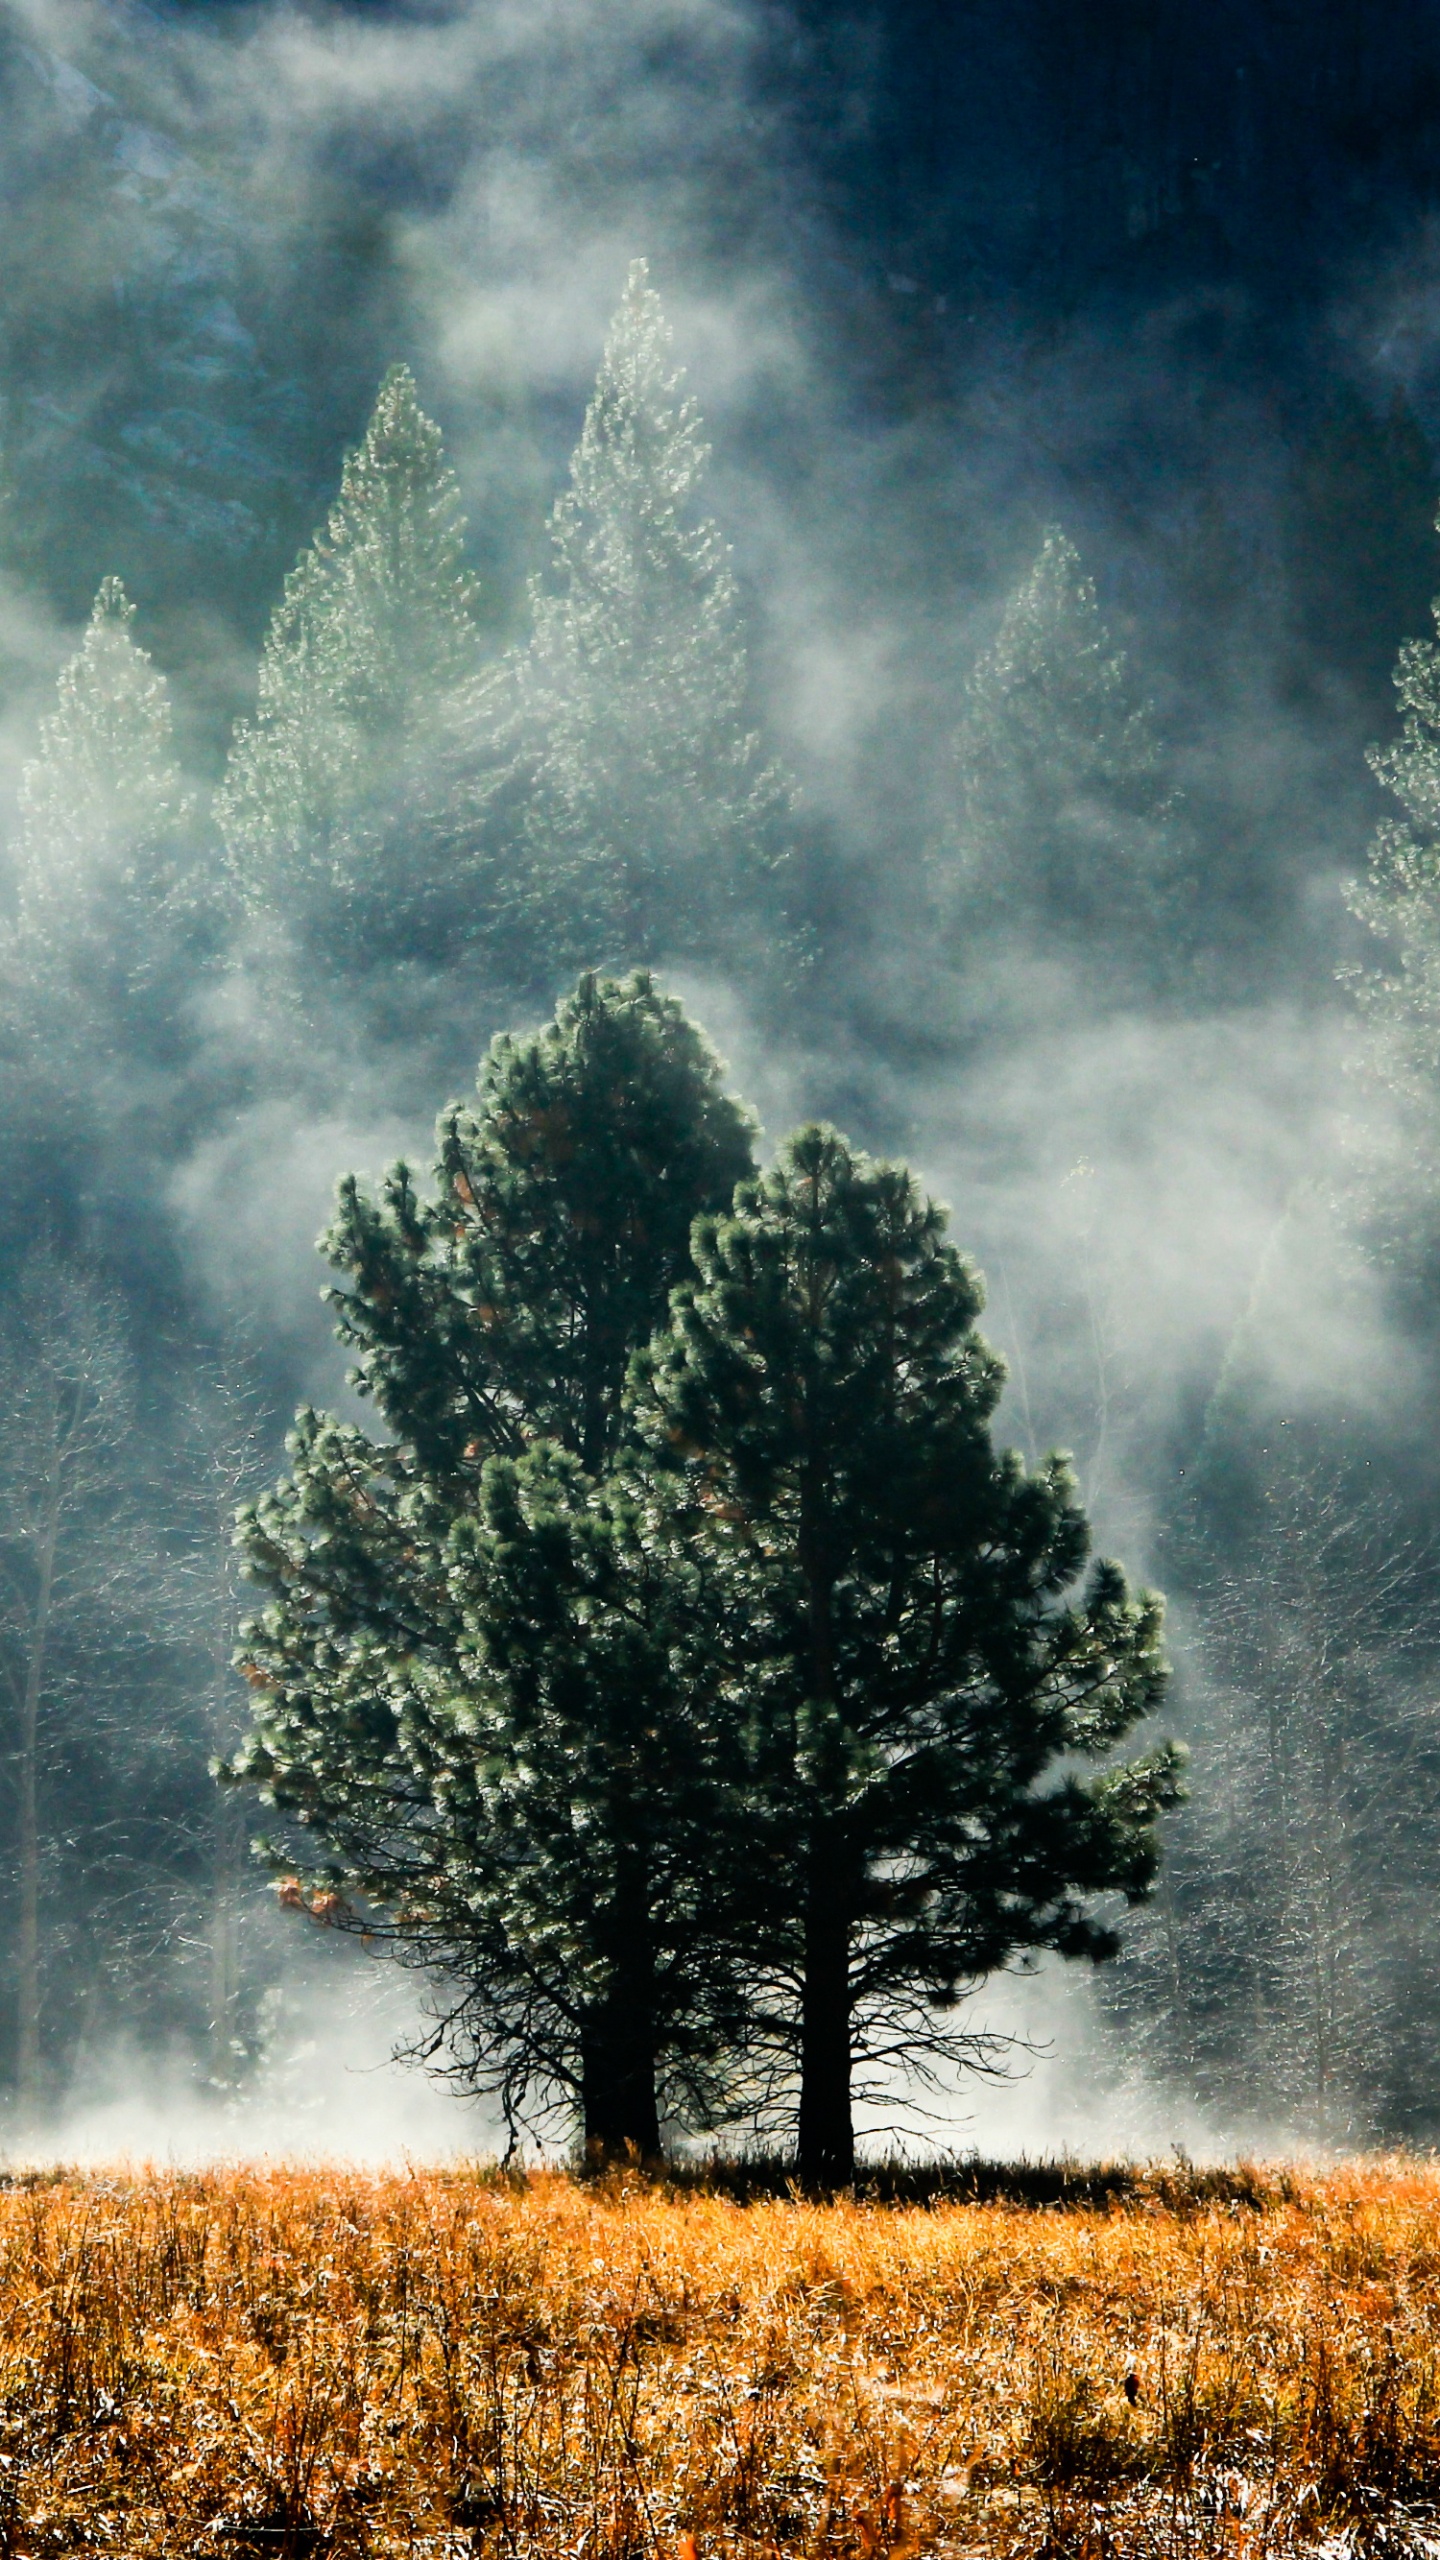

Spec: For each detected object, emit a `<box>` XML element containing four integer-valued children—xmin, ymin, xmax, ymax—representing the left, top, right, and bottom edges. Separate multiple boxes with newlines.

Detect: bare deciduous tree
<box><xmin>171</xmin><ymin>1341</ymin><xmax>272</xmax><ymax>2088</ymax></box>
<box><xmin>0</xmin><ymin>1248</ymin><xmax>135</xmax><ymax>2114</ymax></box>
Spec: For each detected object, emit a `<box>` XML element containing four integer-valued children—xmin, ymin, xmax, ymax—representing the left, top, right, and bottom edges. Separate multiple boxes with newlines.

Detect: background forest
<box><xmin>4</xmin><ymin>0</ymin><xmax>1440</xmax><ymax>2154</ymax></box>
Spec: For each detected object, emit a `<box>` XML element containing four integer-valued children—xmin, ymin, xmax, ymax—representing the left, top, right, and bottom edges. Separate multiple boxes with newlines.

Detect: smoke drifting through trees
<box><xmin>0</xmin><ymin>0</ymin><xmax>1438</xmax><ymax>2150</ymax></box>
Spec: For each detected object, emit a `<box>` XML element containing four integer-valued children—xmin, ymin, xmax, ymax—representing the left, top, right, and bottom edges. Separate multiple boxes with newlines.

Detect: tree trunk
<box><xmin>209</xmin><ymin>1784</ymin><xmax>246</xmax><ymax>2085</ymax></box>
<box><xmin>580</xmin><ymin>1869</ymin><xmax>662</xmax><ymax>2162</ymax></box>
<box><xmin>797</xmin><ymin>1862</ymin><xmax>854</xmax><ymax>2187</ymax></box>
<box><xmin>793</xmin><ymin>1440</ymin><xmax>856</xmax><ymax>2187</ymax></box>
<box><xmin>580</xmin><ymin>2011</ymin><xmax>662</xmax><ymax>2162</ymax></box>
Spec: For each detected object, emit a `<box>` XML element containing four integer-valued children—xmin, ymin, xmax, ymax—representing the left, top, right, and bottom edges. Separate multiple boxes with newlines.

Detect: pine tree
<box><xmin>225</xmin><ymin>973</ymin><xmax>756</xmax><ymax>2155</ymax></box>
<box><xmin>11</xmin><ymin>577</ymin><xmax>200</xmax><ymax>1047</ymax></box>
<box><xmin>937</xmin><ymin>527</ymin><xmax>1192</xmax><ymax>998</ymax></box>
<box><xmin>511</xmin><ymin>260</ymin><xmax>792</xmax><ymax>968</ymax></box>
<box><xmin>235</xmin><ymin>1437</ymin><xmax>751</xmax><ymax>2154</ymax></box>
<box><xmin>1347</xmin><ymin>560</ymin><xmax>1440</xmax><ymax>1262</ymax></box>
<box><xmin>217</xmin><ymin>365</ymin><xmax>483</xmax><ymax>965</ymax></box>
<box><xmin>325</xmin><ymin>969</ymin><xmax>755</xmax><ymax>1477</ymax></box>
<box><xmin>640</xmin><ymin>1123</ymin><xmax>1179</xmax><ymax>2185</ymax></box>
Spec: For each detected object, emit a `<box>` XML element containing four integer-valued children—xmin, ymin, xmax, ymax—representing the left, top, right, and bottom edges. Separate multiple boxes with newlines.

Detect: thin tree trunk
<box><xmin>17</xmin><ymin>1494</ymin><xmax>59</xmax><ymax>2116</ymax></box>
<box><xmin>797</xmin><ymin>1855</ymin><xmax>853</xmax><ymax>2187</ymax></box>
<box><xmin>209</xmin><ymin>1785</ymin><xmax>245</xmax><ymax>2085</ymax></box>
<box><xmin>795</xmin><ymin>1436</ymin><xmax>855</xmax><ymax>2188</ymax></box>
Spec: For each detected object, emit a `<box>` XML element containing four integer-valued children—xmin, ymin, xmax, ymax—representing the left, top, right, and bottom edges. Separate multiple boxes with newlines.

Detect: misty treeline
<box><xmin>1</xmin><ymin>238</ymin><xmax>1440</xmax><ymax>2152</ymax></box>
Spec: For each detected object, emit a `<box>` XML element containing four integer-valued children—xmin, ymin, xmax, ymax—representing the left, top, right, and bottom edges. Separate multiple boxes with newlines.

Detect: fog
<box><xmin>0</xmin><ymin>0</ymin><xmax>1437</xmax><ymax>2164</ymax></box>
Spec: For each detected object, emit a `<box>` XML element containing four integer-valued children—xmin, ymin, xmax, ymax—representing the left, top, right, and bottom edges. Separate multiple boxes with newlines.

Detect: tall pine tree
<box><xmin>217</xmin><ymin>365</ymin><xmax>483</xmax><ymax>968</ymax></box>
<box><xmin>936</xmin><ymin>528</ymin><xmax>1192</xmax><ymax>1000</ymax></box>
<box><xmin>641</xmin><ymin>1124</ymin><xmax>1179</xmax><ymax>2184</ymax></box>
<box><xmin>226</xmin><ymin>973</ymin><xmax>756</xmax><ymax>2155</ymax></box>
<box><xmin>509</xmin><ymin>261</ymin><xmax>792</xmax><ymax>970</ymax></box>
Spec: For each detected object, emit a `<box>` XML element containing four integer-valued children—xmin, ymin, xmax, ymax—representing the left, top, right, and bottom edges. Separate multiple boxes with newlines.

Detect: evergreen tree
<box><xmin>640</xmin><ymin>1123</ymin><xmax>1179</xmax><ymax>2184</ymax></box>
<box><xmin>936</xmin><ymin>527</ymin><xmax>1192</xmax><ymax>999</ymax></box>
<box><xmin>235</xmin><ymin>1438</ymin><xmax>750</xmax><ymax>2153</ymax></box>
<box><xmin>510</xmin><ymin>260</ymin><xmax>792</xmax><ymax>969</ymax></box>
<box><xmin>1347</xmin><ymin>555</ymin><xmax>1440</xmax><ymax>1269</ymax></box>
<box><xmin>217</xmin><ymin>365</ymin><xmax>483</xmax><ymax>966</ymax></box>
<box><xmin>10</xmin><ymin>577</ymin><xmax>201</xmax><ymax>1054</ymax></box>
<box><xmin>225</xmin><ymin>973</ymin><xmax>756</xmax><ymax>2155</ymax></box>
<box><xmin>325</xmin><ymin>969</ymin><xmax>754</xmax><ymax>1477</ymax></box>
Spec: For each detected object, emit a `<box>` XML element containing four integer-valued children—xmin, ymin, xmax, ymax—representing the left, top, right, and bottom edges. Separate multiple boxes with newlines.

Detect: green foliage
<box><xmin>640</xmin><ymin>1122</ymin><xmax>1179</xmax><ymax>2180</ymax></box>
<box><xmin>323</xmin><ymin>968</ymin><xmax>755</xmax><ymax>1478</ymax></box>
<box><xmin>229</xmin><ymin>1011</ymin><xmax>1177</xmax><ymax>2168</ymax></box>
<box><xmin>217</xmin><ymin>364</ymin><xmax>483</xmax><ymax>965</ymax></box>
<box><xmin>510</xmin><ymin>261</ymin><xmax>793</xmax><ymax>969</ymax></box>
<box><xmin>228</xmin><ymin>973</ymin><xmax>756</xmax><ymax>2154</ymax></box>
<box><xmin>233</xmin><ymin>1433</ymin><xmax>751</xmax><ymax>2151</ymax></box>
<box><xmin>937</xmin><ymin>527</ymin><xmax>1193</xmax><ymax>999</ymax></box>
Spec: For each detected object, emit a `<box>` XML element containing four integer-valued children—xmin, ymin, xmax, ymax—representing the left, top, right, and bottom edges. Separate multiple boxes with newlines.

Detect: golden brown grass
<box><xmin>0</xmin><ymin>2156</ymin><xmax>1438</xmax><ymax>2557</ymax></box>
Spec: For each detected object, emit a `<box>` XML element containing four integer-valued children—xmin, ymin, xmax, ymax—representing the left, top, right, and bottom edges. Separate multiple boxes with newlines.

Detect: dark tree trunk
<box><xmin>797</xmin><ymin>1861</ymin><xmax>854</xmax><ymax>2187</ymax></box>
<box><xmin>580</xmin><ymin>2010</ymin><xmax>662</xmax><ymax>2161</ymax></box>
<box><xmin>580</xmin><ymin>1876</ymin><xmax>663</xmax><ymax>2162</ymax></box>
<box><xmin>795</xmin><ymin>1461</ymin><xmax>855</xmax><ymax>2187</ymax></box>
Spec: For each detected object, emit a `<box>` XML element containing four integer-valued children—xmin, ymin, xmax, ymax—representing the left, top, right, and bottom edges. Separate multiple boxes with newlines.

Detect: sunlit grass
<box><xmin>0</xmin><ymin>2156</ymin><xmax>1438</xmax><ymax>2554</ymax></box>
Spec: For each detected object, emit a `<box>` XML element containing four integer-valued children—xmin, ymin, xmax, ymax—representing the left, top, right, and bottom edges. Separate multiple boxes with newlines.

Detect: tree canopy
<box><xmin>640</xmin><ymin>1122</ymin><xmax>1179</xmax><ymax>2180</ymax></box>
<box><xmin>508</xmin><ymin>261</ymin><xmax>794</xmax><ymax>970</ymax></box>
<box><xmin>938</xmin><ymin>527</ymin><xmax>1194</xmax><ymax>1000</ymax></box>
<box><xmin>229</xmin><ymin>983</ymin><xmax>1176</xmax><ymax>2173</ymax></box>
<box><xmin>11</xmin><ymin>577</ymin><xmax>202</xmax><ymax>1046</ymax></box>
<box><xmin>217</xmin><ymin>365</ymin><xmax>483</xmax><ymax>966</ymax></box>
<box><xmin>227</xmin><ymin>973</ymin><xmax>758</xmax><ymax>2154</ymax></box>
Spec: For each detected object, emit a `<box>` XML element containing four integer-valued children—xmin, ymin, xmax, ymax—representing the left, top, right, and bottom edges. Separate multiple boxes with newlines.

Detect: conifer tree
<box><xmin>511</xmin><ymin>261</ymin><xmax>792</xmax><ymax>968</ymax></box>
<box><xmin>641</xmin><ymin>1124</ymin><xmax>1179</xmax><ymax>2185</ymax></box>
<box><xmin>324</xmin><ymin>969</ymin><xmax>754</xmax><ymax>1477</ymax></box>
<box><xmin>217</xmin><ymin>365</ymin><xmax>483</xmax><ymax>964</ymax></box>
<box><xmin>226</xmin><ymin>973</ymin><xmax>756</xmax><ymax>2155</ymax></box>
<box><xmin>1348</xmin><ymin>565</ymin><xmax>1440</xmax><ymax>1249</ymax></box>
<box><xmin>938</xmin><ymin>527</ymin><xmax>1191</xmax><ymax>997</ymax></box>
<box><xmin>236</xmin><ymin>1437</ymin><xmax>751</xmax><ymax>2152</ymax></box>
<box><xmin>11</xmin><ymin>577</ymin><xmax>199</xmax><ymax>1046</ymax></box>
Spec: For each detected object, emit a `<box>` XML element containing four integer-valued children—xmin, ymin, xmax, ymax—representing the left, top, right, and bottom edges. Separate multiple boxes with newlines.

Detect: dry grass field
<box><xmin>0</xmin><ymin>2157</ymin><xmax>1438</xmax><ymax>2558</ymax></box>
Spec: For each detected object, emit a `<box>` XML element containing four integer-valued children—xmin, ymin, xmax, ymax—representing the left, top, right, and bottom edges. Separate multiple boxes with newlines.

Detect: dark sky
<box><xmin>773</xmin><ymin>0</ymin><xmax>1440</xmax><ymax>310</ymax></box>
